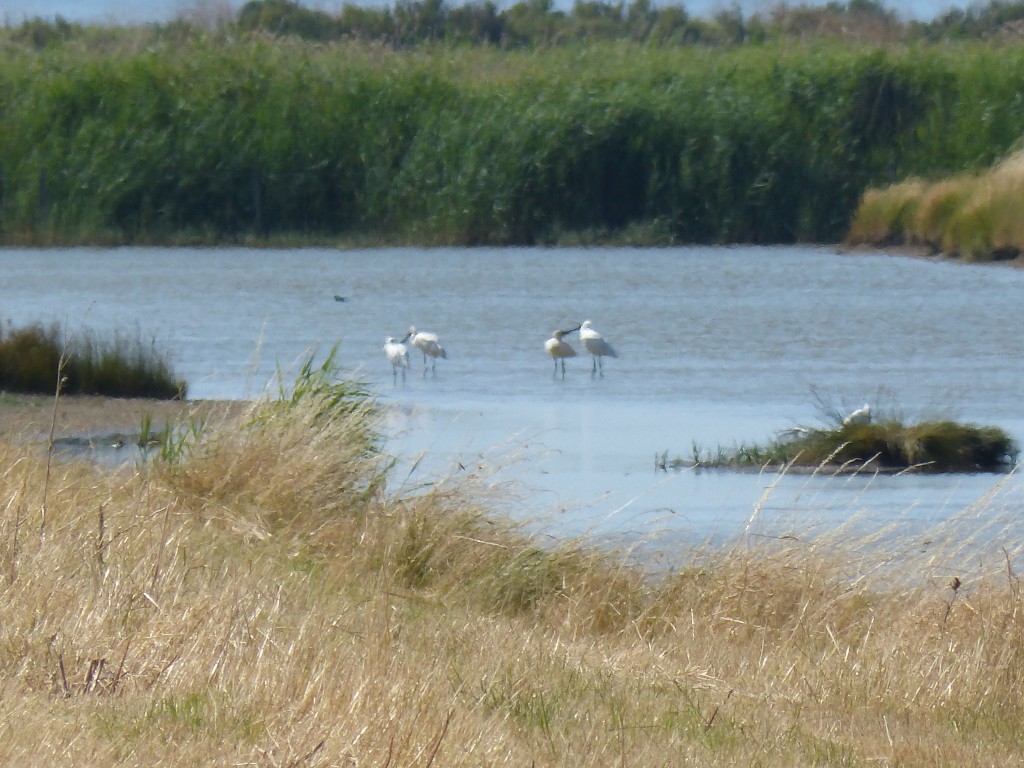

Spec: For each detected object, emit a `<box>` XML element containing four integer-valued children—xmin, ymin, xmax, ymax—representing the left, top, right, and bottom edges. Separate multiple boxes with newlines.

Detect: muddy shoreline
<box><xmin>0</xmin><ymin>394</ymin><xmax>249</xmax><ymax>442</ymax></box>
<box><xmin>839</xmin><ymin>242</ymin><xmax>1024</xmax><ymax>269</ymax></box>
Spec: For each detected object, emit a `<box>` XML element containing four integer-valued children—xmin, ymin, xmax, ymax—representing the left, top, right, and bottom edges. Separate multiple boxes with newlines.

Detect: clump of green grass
<box><xmin>674</xmin><ymin>415</ymin><xmax>1019</xmax><ymax>473</ymax></box>
<box><xmin>782</xmin><ymin>418</ymin><xmax>1017</xmax><ymax>472</ymax></box>
<box><xmin>0</xmin><ymin>321</ymin><xmax>186</xmax><ymax>399</ymax></box>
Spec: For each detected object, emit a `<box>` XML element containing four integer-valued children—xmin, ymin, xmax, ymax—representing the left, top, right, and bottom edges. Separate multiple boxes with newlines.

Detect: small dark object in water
<box><xmin>333</xmin><ymin>295</ymin><xmax>346</xmax><ymax>302</ymax></box>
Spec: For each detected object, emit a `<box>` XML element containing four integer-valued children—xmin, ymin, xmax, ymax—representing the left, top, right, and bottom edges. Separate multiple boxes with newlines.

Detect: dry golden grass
<box><xmin>845</xmin><ymin>179</ymin><xmax>927</xmax><ymax>246</ymax></box>
<box><xmin>848</xmin><ymin>150</ymin><xmax>1024</xmax><ymax>262</ymax></box>
<box><xmin>1</xmin><ymin>377</ymin><xmax>1024</xmax><ymax>765</ymax></box>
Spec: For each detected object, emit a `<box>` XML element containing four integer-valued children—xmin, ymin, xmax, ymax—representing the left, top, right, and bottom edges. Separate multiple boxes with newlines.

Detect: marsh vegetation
<box><xmin>5</xmin><ymin>4</ymin><xmax>1024</xmax><ymax>247</ymax></box>
<box><xmin>672</xmin><ymin>418</ymin><xmax>1019</xmax><ymax>473</ymax></box>
<box><xmin>1</xmin><ymin>361</ymin><xmax>1023</xmax><ymax>764</ymax></box>
<box><xmin>662</xmin><ymin>398</ymin><xmax>1019</xmax><ymax>473</ymax></box>
<box><xmin>848</xmin><ymin>149</ymin><xmax>1024</xmax><ymax>262</ymax></box>
<box><xmin>4</xmin><ymin>1</ymin><xmax>1024</xmax><ymax>756</ymax></box>
<box><xmin>0</xmin><ymin>321</ymin><xmax>185</xmax><ymax>399</ymax></box>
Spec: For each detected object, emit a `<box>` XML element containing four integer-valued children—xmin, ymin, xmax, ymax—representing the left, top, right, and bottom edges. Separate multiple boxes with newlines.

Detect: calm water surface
<box><xmin>2</xmin><ymin>246</ymin><xmax>1022</xmax><ymax>556</ymax></box>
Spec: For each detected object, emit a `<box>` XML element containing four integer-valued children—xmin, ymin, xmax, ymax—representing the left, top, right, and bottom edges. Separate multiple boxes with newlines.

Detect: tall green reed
<box><xmin>4</xmin><ymin>40</ymin><xmax>1024</xmax><ymax>245</ymax></box>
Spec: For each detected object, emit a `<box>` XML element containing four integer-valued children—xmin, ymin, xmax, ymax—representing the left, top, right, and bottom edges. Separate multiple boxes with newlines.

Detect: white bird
<box><xmin>842</xmin><ymin>404</ymin><xmax>872</xmax><ymax>427</ymax></box>
<box><xmin>383</xmin><ymin>336</ymin><xmax>409</xmax><ymax>382</ymax></box>
<box><xmin>406</xmin><ymin>326</ymin><xmax>447</xmax><ymax>374</ymax></box>
<box><xmin>579</xmin><ymin>320</ymin><xmax>618</xmax><ymax>376</ymax></box>
<box><xmin>545</xmin><ymin>325</ymin><xmax>580</xmax><ymax>377</ymax></box>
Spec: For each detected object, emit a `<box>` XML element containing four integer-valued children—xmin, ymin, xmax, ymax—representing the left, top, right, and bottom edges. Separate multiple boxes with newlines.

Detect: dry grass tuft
<box><xmin>1</xmin><ymin>369</ymin><xmax>1024</xmax><ymax>764</ymax></box>
<box><xmin>848</xmin><ymin>150</ymin><xmax>1024</xmax><ymax>262</ymax></box>
<box><xmin>846</xmin><ymin>179</ymin><xmax>927</xmax><ymax>246</ymax></box>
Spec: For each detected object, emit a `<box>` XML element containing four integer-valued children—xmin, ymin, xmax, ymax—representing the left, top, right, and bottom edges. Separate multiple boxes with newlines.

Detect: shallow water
<box><xmin>2</xmin><ymin>245</ymin><xmax>1022</xmax><ymax>552</ymax></box>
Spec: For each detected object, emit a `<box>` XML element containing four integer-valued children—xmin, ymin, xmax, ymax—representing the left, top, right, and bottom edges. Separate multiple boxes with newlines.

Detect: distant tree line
<box><xmin>233</xmin><ymin>0</ymin><xmax>1024</xmax><ymax>47</ymax></box>
<box><xmin>7</xmin><ymin>0</ymin><xmax>1024</xmax><ymax>48</ymax></box>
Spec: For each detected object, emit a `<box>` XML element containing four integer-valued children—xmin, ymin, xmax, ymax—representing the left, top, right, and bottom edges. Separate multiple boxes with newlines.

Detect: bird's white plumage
<box><xmin>383</xmin><ymin>336</ymin><xmax>409</xmax><ymax>380</ymax></box>
<box><xmin>545</xmin><ymin>329</ymin><xmax>577</xmax><ymax>359</ymax></box>
<box><xmin>545</xmin><ymin>327</ymin><xmax>579</xmax><ymax>376</ymax></box>
<box><xmin>579</xmin><ymin>320</ymin><xmax>617</xmax><ymax>374</ymax></box>
<box><xmin>842</xmin><ymin>404</ymin><xmax>872</xmax><ymax>427</ymax></box>
<box><xmin>407</xmin><ymin>326</ymin><xmax>447</xmax><ymax>371</ymax></box>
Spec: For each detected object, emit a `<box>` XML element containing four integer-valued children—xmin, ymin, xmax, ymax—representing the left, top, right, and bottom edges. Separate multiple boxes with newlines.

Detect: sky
<box><xmin>0</xmin><ymin>0</ymin><xmax>983</xmax><ymax>25</ymax></box>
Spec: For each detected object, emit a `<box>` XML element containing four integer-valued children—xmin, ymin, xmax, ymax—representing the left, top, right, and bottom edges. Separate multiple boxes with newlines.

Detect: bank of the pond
<box><xmin>0</xmin><ymin>393</ymin><xmax>246</xmax><ymax>442</ymax></box>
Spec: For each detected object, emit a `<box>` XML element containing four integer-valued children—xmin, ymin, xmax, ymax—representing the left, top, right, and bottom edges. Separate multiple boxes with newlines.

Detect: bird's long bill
<box><xmin>562</xmin><ymin>324</ymin><xmax>582</xmax><ymax>334</ymax></box>
<box><xmin>399</xmin><ymin>331</ymin><xmax>412</xmax><ymax>342</ymax></box>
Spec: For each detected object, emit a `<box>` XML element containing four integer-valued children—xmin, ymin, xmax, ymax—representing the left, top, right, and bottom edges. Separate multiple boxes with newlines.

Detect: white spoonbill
<box><xmin>383</xmin><ymin>336</ymin><xmax>409</xmax><ymax>382</ymax></box>
<box><xmin>842</xmin><ymin>404</ymin><xmax>872</xmax><ymax>427</ymax></box>
<box><xmin>545</xmin><ymin>325</ymin><xmax>581</xmax><ymax>377</ymax></box>
<box><xmin>406</xmin><ymin>326</ymin><xmax>447</xmax><ymax>373</ymax></box>
<box><xmin>579</xmin><ymin>320</ymin><xmax>618</xmax><ymax>375</ymax></box>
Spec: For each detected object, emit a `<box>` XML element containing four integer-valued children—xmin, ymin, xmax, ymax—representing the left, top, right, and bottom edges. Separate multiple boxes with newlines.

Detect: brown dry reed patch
<box><xmin>1</xmin><ymin>373</ymin><xmax>1024</xmax><ymax>764</ymax></box>
<box><xmin>848</xmin><ymin>149</ymin><xmax>1024</xmax><ymax>262</ymax></box>
<box><xmin>845</xmin><ymin>179</ymin><xmax>928</xmax><ymax>246</ymax></box>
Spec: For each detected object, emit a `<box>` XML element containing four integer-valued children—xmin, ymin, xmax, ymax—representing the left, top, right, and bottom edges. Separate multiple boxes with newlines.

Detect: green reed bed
<box><xmin>0</xmin><ymin>321</ymin><xmax>186</xmax><ymax>399</ymax></box>
<box><xmin>4</xmin><ymin>40</ymin><xmax>1024</xmax><ymax>245</ymax></box>
<box><xmin>669</xmin><ymin>417</ymin><xmax>1019</xmax><ymax>473</ymax></box>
